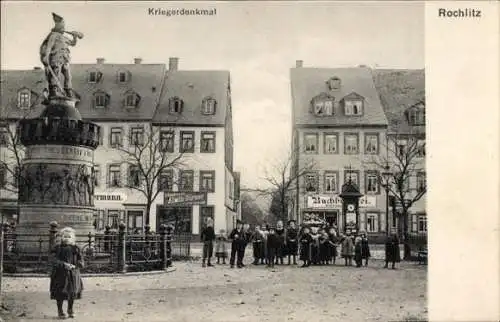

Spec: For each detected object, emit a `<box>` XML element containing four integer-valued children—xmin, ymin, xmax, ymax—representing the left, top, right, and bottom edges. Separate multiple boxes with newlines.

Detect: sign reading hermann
<box><xmin>164</xmin><ymin>192</ymin><xmax>207</xmax><ymax>206</ymax></box>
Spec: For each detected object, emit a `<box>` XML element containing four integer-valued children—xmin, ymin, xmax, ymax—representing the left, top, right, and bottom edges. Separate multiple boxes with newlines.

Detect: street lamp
<box><xmin>381</xmin><ymin>164</ymin><xmax>392</xmax><ymax>236</ymax></box>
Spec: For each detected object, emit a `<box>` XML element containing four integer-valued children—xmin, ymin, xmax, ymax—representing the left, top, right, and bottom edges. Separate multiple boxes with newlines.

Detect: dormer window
<box><xmin>17</xmin><ymin>89</ymin><xmax>31</xmax><ymax>109</ymax></box>
<box><xmin>117</xmin><ymin>70</ymin><xmax>130</xmax><ymax>83</ymax></box>
<box><xmin>93</xmin><ymin>91</ymin><xmax>110</xmax><ymax>109</ymax></box>
<box><xmin>327</xmin><ymin>77</ymin><xmax>341</xmax><ymax>90</ymax></box>
<box><xmin>310</xmin><ymin>93</ymin><xmax>335</xmax><ymax>116</ymax></box>
<box><xmin>169</xmin><ymin>97</ymin><xmax>184</xmax><ymax>114</ymax></box>
<box><xmin>202</xmin><ymin>97</ymin><xmax>217</xmax><ymax>115</ymax></box>
<box><xmin>124</xmin><ymin>91</ymin><xmax>141</xmax><ymax>108</ymax></box>
<box><xmin>88</xmin><ymin>70</ymin><xmax>102</xmax><ymax>83</ymax></box>
<box><xmin>407</xmin><ymin>106</ymin><xmax>425</xmax><ymax>126</ymax></box>
<box><xmin>342</xmin><ymin>92</ymin><xmax>364</xmax><ymax>116</ymax></box>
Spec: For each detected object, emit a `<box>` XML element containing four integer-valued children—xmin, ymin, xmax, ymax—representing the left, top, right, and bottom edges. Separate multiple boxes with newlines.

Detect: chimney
<box><xmin>134</xmin><ymin>58</ymin><xmax>142</xmax><ymax>64</ymax></box>
<box><xmin>96</xmin><ymin>58</ymin><xmax>105</xmax><ymax>64</ymax></box>
<box><xmin>296</xmin><ymin>60</ymin><xmax>303</xmax><ymax>68</ymax></box>
<box><xmin>169</xmin><ymin>57</ymin><xmax>179</xmax><ymax>71</ymax></box>
<box><xmin>33</xmin><ymin>67</ymin><xmax>42</xmax><ymax>70</ymax></box>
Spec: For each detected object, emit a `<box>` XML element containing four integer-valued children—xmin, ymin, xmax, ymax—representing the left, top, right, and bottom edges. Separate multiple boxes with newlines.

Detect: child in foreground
<box><xmin>50</xmin><ymin>227</ymin><xmax>84</xmax><ymax>319</ymax></box>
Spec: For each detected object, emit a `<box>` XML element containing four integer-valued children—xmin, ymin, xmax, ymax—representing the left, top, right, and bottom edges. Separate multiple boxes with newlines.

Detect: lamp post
<box><xmin>381</xmin><ymin>165</ymin><xmax>392</xmax><ymax>236</ymax></box>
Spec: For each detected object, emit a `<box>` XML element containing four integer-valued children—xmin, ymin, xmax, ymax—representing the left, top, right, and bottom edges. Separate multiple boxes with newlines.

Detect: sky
<box><xmin>0</xmin><ymin>1</ymin><xmax>424</xmax><ymax>189</ymax></box>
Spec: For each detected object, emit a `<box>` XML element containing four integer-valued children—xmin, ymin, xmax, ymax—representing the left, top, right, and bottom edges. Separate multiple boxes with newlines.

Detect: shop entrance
<box><xmin>157</xmin><ymin>206</ymin><xmax>192</xmax><ymax>233</ymax></box>
<box><xmin>302</xmin><ymin>210</ymin><xmax>339</xmax><ymax>227</ymax></box>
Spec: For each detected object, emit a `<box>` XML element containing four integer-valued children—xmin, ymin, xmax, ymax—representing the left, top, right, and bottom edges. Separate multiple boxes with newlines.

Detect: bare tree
<box><xmin>367</xmin><ymin>126</ymin><xmax>426</xmax><ymax>259</ymax></box>
<box><xmin>247</xmin><ymin>148</ymin><xmax>316</xmax><ymax>223</ymax></box>
<box><xmin>115</xmin><ymin>124</ymin><xmax>185</xmax><ymax>227</ymax></box>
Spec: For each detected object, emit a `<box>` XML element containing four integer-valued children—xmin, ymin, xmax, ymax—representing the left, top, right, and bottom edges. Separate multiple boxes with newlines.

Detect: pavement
<box><xmin>0</xmin><ymin>256</ymin><xmax>426</xmax><ymax>322</ymax></box>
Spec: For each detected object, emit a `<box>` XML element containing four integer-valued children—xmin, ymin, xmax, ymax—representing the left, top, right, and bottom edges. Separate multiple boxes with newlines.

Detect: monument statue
<box><xmin>39</xmin><ymin>13</ymin><xmax>84</xmax><ymax>99</ymax></box>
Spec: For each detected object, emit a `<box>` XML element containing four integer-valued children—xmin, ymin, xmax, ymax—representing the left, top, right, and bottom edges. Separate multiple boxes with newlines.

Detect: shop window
<box><xmin>158</xmin><ymin>207</ymin><xmax>192</xmax><ymax>233</ymax></box>
<box><xmin>127</xmin><ymin>211</ymin><xmax>144</xmax><ymax>233</ymax></box>
<box><xmin>366</xmin><ymin>213</ymin><xmax>379</xmax><ymax>232</ymax></box>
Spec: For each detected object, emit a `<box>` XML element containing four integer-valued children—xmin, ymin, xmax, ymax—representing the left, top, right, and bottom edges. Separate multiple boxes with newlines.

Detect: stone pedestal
<box><xmin>17</xmin><ymin>98</ymin><xmax>100</xmax><ymax>251</ymax></box>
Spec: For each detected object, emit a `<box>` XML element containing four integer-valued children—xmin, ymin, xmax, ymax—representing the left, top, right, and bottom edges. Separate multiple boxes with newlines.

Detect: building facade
<box><xmin>290</xmin><ymin>61</ymin><xmax>426</xmax><ymax>240</ymax></box>
<box><xmin>0</xmin><ymin>57</ymin><xmax>238</xmax><ymax>236</ymax></box>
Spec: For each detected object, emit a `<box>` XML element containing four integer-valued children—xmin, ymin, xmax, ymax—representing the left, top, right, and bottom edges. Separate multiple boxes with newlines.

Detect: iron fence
<box><xmin>0</xmin><ymin>221</ymin><xmax>192</xmax><ymax>275</ymax></box>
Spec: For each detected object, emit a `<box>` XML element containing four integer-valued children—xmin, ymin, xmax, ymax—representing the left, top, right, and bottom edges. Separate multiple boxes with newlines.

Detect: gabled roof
<box><xmin>153</xmin><ymin>70</ymin><xmax>230</xmax><ymax>126</ymax></box>
<box><xmin>372</xmin><ymin>69</ymin><xmax>425</xmax><ymax>134</ymax></box>
<box><xmin>290</xmin><ymin>67</ymin><xmax>388</xmax><ymax>127</ymax></box>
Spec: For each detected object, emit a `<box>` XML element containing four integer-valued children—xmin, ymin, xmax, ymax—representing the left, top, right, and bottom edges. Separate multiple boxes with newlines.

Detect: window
<box><xmin>417</xmin><ymin>215</ymin><xmax>427</xmax><ymax>233</ymax></box>
<box><xmin>107</xmin><ymin>210</ymin><xmax>120</xmax><ymax>229</ymax></box>
<box><xmin>200</xmin><ymin>171</ymin><xmax>215</xmax><ymax>192</ymax></box>
<box><xmin>110</xmin><ymin>128</ymin><xmax>123</xmax><ymax>147</ymax></box>
<box><xmin>304</xmin><ymin>173</ymin><xmax>318</xmax><ymax>192</ymax></box>
<box><xmin>125</xmin><ymin>92</ymin><xmax>140</xmax><ymax>108</ymax></box>
<box><xmin>416</xmin><ymin>140</ymin><xmax>425</xmax><ymax>157</ymax></box>
<box><xmin>93</xmin><ymin>165</ymin><xmax>101</xmax><ymax>187</ymax></box>
<box><xmin>344</xmin><ymin>100</ymin><xmax>363</xmax><ymax>116</ymax></box>
<box><xmin>312</xmin><ymin>99</ymin><xmax>334</xmax><ymax>116</ymax></box>
<box><xmin>89</xmin><ymin>71</ymin><xmax>98</xmax><ymax>83</ymax></box>
<box><xmin>365</xmin><ymin>171</ymin><xmax>379</xmax><ymax>194</ymax></box>
<box><xmin>108</xmin><ymin>164</ymin><xmax>121</xmax><ymax>187</ymax></box>
<box><xmin>118</xmin><ymin>71</ymin><xmax>129</xmax><ymax>83</ymax></box>
<box><xmin>344</xmin><ymin>134</ymin><xmax>359</xmax><ymax>154</ymax></box>
<box><xmin>327</xmin><ymin>77</ymin><xmax>341</xmax><ymax>90</ymax></box>
<box><xmin>324</xmin><ymin>133</ymin><xmax>338</xmax><ymax>154</ymax></box>
<box><xmin>202</xmin><ymin>98</ymin><xmax>217</xmax><ymax>115</ymax></box>
<box><xmin>324</xmin><ymin>172</ymin><xmax>338</xmax><ymax>193</ymax></box>
<box><xmin>128</xmin><ymin>165</ymin><xmax>141</xmax><ymax>187</ymax></box>
<box><xmin>179</xmin><ymin>170</ymin><xmax>194</xmax><ymax>191</ymax></box>
<box><xmin>159</xmin><ymin>169</ymin><xmax>174</xmax><ymax>191</ymax></box>
<box><xmin>0</xmin><ymin>126</ymin><xmax>8</xmax><ymax>146</ymax></box>
<box><xmin>409</xmin><ymin>109</ymin><xmax>425</xmax><ymax>126</ymax></box>
<box><xmin>129</xmin><ymin>127</ymin><xmax>144</xmax><ymax>146</ymax></box>
<box><xmin>304</xmin><ymin>133</ymin><xmax>318</xmax><ymax>153</ymax></box>
<box><xmin>365</xmin><ymin>134</ymin><xmax>379</xmax><ymax>154</ymax></box>
<box><xmin>18</xmin><ymin>90</ymin><xmax>31</xmax><ymax>109</ymax></box>
<box><xmin>94</xmin><ymin>93</ymin><xmax>108</xmax><ymax>108</ymax></box>
<box><xmin>180</xmin><ymin>131</ymin><xmax>194</xmax><ymax>153</ymax></box>
<box><xmin>127</xmin><ymin>211</ymin><xmax>143</xmax><ymax>232</ymax></box>
<box><xmin>366</xmin><ymin>213</ymin><xmax>379</xmax><ymax>232</ymax></box>
<box><xmin>169</xmin><ymin>97</ymin><xmax>183</xmax><ymax>114</ymax></box>
<box><xmin>0</xmin><ymin>165</ymin><xmax>6</xmax><ymax>188</ymax></box>
<box><xmin>160</xmin><ymin>131</ymin><xmax>174</xmax><ymax>152</ymax></box>
<box><xmin>200</xmin><ymin>132</ymin><xmax>216</xmax><ymax>153</ymax></box>
<box><xmin>94</xmin><ymin>209</ymin><xmax>105</xmax><ymax>230</ymax></box>
<box><xmin>344</xmin><ymin>170</ymin><xmax>359</xmax><ymax>187</ymax></box>
<box><xmin>417</xmin><ymin>172</ymin><xmax>426</xmax><ymax>193</ymax></box>
<box><xmin>200</xmin><ymin>206</ymin><xmax>215</xmax><ymax>232</ymax></box>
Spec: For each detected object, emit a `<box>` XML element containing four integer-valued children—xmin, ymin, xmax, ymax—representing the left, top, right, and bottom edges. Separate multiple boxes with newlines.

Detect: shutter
<box><xmin>374</xmin><ymin>214</ymin><xmax>379</xmax><ymax>233</ymax></box>
<box><xmin>412</xmin><ymin>214</ymin><xmax>417</xmax><ymax>232</ymax></box>
<box><xmin>105</xmin><ymin>94</ymin><xmax>110</xmax><ymax>107</ymax></box>
<box><xmin>380</xmin><ymin>212</ymin><xmax>386</xmax><ymax>233</ymax></box>
<box><xmin>120</xmin><ymin>210</ymin><xmax>126</xmax><ymax>223</ymax></box>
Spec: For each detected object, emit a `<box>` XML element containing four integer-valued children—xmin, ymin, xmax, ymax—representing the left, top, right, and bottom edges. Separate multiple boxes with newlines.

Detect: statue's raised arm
<box><xmin>39</xmin><ymin>13</ymin><xmax>84</xmax><ymax>100</ymax></box>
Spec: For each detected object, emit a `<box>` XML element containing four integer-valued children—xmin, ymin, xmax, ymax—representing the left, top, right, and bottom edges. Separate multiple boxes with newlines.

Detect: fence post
<box><xmin>0</xmin><ymin>223</ymin><xmax>5</xmax><ymax>297</ymax></box>
<box><xmin>166</xmin><ymin>225</ymin><xmax>173</xmax><ymax>267</ymax></box>
<box><xmin>104</xmin><ymin>225</ymin><xmax>111</xmax><ymax>252</ymax></box>
<box><xmin>118</xmin><ymin>222</ymin><xmax>127</xmax><ymax>273</ymax></box>
<box><xmin>159</xmin><ymin>224</ymin><xmax>167</xmax><ymax>270</ymax></box>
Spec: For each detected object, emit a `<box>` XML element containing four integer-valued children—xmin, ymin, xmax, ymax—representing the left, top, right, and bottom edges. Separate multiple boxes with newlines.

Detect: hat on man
<box><xmin>287</xmin><ymin>219</ymin><xmax>296</xmax><ymax>225</ymax></box>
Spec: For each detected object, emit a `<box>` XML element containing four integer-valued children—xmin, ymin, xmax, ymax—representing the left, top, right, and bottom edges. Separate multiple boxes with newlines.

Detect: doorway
<box><xmin>157</xmin><ymin>206</ymin><xmax>192</xmax><ymax>233</ymax></box>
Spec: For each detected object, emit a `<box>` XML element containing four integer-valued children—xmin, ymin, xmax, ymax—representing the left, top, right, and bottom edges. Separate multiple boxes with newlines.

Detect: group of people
<box><xmin>200</xmin><ymin>219</ymin><xmax>402</xmax><ymax>270</ymax></box>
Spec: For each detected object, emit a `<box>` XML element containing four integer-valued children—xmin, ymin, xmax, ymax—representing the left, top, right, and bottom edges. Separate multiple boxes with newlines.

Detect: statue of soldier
<box><xmin>39</xmin><ymin>13</ymin><xmax>83</xmax><ymax>99</ymax></box>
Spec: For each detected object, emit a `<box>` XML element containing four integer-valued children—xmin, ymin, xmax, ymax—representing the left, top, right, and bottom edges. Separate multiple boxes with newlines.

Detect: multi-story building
<box><xmin>0</xmin><ymin>57</ymin><xmax>238</xmax><ymax>236</ymax></box>
<box><xmin>290</xmin><ymin>60</ymin><xmax>425</xmax><ymax>240</ymax></box>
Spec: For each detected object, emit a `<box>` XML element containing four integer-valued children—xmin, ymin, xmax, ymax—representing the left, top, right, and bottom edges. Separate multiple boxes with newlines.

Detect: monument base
<box><xmin>16</xmin><ymin>204</ymin><xmax>95</xmax><ymax>253</ymax></box>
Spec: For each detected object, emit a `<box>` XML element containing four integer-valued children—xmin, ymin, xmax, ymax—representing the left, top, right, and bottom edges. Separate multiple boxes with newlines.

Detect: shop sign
<box><xmin>164</xmin><ymin>192</ymin><xmax>207</xmax><ymax>206</ymax></box>
<box><xmin>94</xmin><ymin>193</ymin><xmax>127</xmax><ymax>203</ymax></box>
<box><xmin>306</xmin><ymin>195</ymin><xmax>377</xmax><ymax>209</ymax></box>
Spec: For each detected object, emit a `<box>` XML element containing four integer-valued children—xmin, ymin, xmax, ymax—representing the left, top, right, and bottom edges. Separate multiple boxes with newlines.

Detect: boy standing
<box><xmin>200</xmin><ymin>218</ymin><xmax>215</xmax><ymax>267</ymax></box>
<box><xmin>229</xmin><ymin>220</ymin><xmax>244</xmax><ymax>268</ymax></box>
<box><xmin>286</xmin><ymin>220</ymin><xmax>299</xmax><ymax>265</ymax></box>
<box><xmin>266</xmin><ymin>226</ymin><xmax>279</xmax><ymax>268</ymax></box>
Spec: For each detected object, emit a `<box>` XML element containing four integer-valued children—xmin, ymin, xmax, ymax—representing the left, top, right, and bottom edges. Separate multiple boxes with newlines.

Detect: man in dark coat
<box><xmin>286</xmin><ymin>220</ymin><xmax>299</xmax><ymax>265</ymax></box>
<box><xmin>200</xmin><ymin>218</ymin><xmax>216</xmax><ymax>267</ymax></box>
<box><xmin>252</xmin><ymin>225</ymin><xmax>264</xmax><ymax>265</ymax></box>
<box><xmin>299</xmin><ymin>227</ymin><xmax>313</xmax><ymax>267</ymax></box>
<box><xmin>275</xmin><ymin>220</ymin><xmax>286</xmax><ymax>265</ymax></box>
<box><xmin>266</xmin><ymin>226</ymin><xmax>280</xmax><ymax>268</ymax></box>
<box><xmin>229</xmin><ymin>220</ymin><xmax>244</xmax><ymax>268</ymax></box>
<box><xmin>384</xmin><ymin>231</ymin><xmax>401</xmax><ymax>269</ymax></box>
